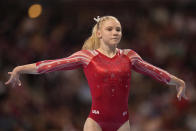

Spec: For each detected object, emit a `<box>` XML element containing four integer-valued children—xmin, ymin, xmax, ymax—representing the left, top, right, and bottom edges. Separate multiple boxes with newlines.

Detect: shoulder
<box><xmin>70</xmin><ymin>49</ymin><xmax>98</xmax><ymax>58</ymax></box>
<box><xmin>118</xmin><ymin>48</ymin><xmax>137</xmax><ymax>55</ymax></box>
<box><xmin>118</xmin><ymin>48</ymin><xmax>142</xmax><ymax>59</ymax></box>
<box><xmin>80</xmin><ymin>49</ymin><xmax>98</xmax><ymax>57</ymax></box>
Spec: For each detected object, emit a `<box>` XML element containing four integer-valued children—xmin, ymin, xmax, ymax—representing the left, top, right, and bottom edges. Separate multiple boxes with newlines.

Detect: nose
<box><xmin>112</xmin><ymin>30</ymin><xmax>119</xmax><ymax>36</ymax></box>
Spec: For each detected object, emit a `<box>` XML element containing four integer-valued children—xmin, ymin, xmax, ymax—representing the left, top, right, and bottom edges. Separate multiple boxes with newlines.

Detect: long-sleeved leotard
<box><xmin>36</xmin><ymin>48</ymin><xmax>171</xmax><ymax>131</ymax></box>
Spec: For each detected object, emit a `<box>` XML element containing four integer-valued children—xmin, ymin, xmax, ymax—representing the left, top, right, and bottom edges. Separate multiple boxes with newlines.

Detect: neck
<box><xmin>98</xmin><ymin>42</ymin><xmax>117</xmax><ymax>57</ymax></box>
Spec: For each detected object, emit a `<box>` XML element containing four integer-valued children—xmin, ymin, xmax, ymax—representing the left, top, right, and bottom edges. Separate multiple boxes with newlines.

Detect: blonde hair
<box><xmin>82</xmin><ymin>16</ymin><xmax>119</xmax><ymax>50</ymax></box>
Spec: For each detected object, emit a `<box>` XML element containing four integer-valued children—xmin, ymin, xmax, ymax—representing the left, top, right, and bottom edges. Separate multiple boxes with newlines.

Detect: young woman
<box><xmin>5</xmin><ymin>16</ymin><xmax>187</xmax><ymax>131</ymax></box>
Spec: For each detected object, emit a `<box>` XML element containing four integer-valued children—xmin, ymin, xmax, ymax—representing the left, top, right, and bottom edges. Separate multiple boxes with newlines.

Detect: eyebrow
<box><xmin>105</xmin><ymin>26</ymin><xmax>121</xmax><ymax>28</ymax></box>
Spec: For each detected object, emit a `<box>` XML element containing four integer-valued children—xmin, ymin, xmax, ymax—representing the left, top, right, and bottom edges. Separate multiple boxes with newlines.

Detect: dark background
<box><xmin>0</xmin><ymin>0</ymin><xmax>195</xmax><ymax>130</ymax></box>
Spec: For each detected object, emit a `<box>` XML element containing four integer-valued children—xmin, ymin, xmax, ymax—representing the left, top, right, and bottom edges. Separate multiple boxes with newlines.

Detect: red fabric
<box><xmin>36</xmin><ymin>48</ymin><xmax>171</xmax><ymax>131</ymax></box>
<box><xmin>85</xmin><ymin>49</ymin><xmax>131</xmax><ymax>131</ymax></box>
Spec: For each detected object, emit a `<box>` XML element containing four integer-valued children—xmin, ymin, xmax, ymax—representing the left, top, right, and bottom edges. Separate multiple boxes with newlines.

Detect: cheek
<box><xmin>101</xmin><ymin>32</ymin><xmax>110</xmax><ymax>39</ymax></box>
<box><xmin>119</xmin><ymin>33</ymin><xmax>122</xmax><ymax>38</ymax></box>
<box><xmin>118</xmin><ymin>33</ymin><xmax>122</xmax><ymax>40</ymax></box>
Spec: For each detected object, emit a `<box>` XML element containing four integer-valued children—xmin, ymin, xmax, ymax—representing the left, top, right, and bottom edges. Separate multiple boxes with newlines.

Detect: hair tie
<box><xmin>94</xmin><ymin>16</ymin><xmax>100</xmax><ymax>23</ymax></box>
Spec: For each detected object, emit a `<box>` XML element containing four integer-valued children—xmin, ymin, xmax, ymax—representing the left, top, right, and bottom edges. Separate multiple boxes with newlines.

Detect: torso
<box><xmin>83</xmin><ymin>48</ymin><xmax>131</xmax><ymax>130</ymax></box>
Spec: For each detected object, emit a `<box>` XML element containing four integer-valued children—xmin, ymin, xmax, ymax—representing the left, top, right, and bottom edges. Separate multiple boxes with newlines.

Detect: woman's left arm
<box><xmin>128</xmin><ymin>50</ymin><xmax>188</xmax><ymax>101</ymax></box>
<box><xmin>132</xmin><ymin>58</ymin><xmax>188</xmax><ymax>101</ymax></box>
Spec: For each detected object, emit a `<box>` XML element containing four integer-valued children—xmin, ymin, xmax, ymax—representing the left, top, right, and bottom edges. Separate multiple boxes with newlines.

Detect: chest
<box><xmin>85</xmin><ymin>54</ymin><xmax>131</xmax><ymax>81</ymax></box>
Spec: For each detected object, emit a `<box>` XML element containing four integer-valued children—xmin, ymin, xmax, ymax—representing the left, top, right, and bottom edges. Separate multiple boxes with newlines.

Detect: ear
<box><xmin>96</xmin><ymin>30</ymin><xmax>102</xmax><ymax>39</ymax></box>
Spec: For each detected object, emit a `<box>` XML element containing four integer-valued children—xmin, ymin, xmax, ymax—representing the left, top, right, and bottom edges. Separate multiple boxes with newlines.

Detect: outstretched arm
<box><xmin>126</xmin><ymin>49</ymin><xmax>188</xmax><ymax>101</ymax></box>
<box><xmin>5</xmin><ymin>50</ymin><xmax>91</xmax><ymax>87</ymax></box>
<box><xmin>132</xmin><ymin>58</ymin><xmax>187</xmax><ymax>101</ymax></box>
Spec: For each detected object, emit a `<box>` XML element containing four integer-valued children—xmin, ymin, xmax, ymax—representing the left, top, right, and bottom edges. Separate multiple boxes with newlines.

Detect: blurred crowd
<box><xmin>0</xmin><ymin>0</ymin><xmax>196</xmax><ymax>131</ymax></box>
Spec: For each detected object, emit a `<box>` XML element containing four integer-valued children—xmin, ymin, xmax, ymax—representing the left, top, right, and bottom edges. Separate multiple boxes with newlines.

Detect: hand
<box><xmin>176</xmin><ymin>80</ymin><xmax>188</xmax><ymax>101</ymax></box>
<box><xmin>5</xmin><ymin>67</ymin><xmax>22</xmax><ymax>87</ymax></box>
<box><xmin>169</xmin><ymin>76</ymin><xmax>188</xmax><ymax>101</ymax></box>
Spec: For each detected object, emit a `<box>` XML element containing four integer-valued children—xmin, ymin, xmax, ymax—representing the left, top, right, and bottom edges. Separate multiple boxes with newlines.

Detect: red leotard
<box><xmin>36</xmin><ymin>48</ymin><xmax>171</xmax><ymax>131</ymax></box>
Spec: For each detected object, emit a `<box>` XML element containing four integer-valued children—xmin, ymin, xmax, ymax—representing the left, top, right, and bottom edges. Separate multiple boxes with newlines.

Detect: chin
<box><xmin>111</xmin><ymin>41</ymin><xmax>120</xmax><ymax>45</ymax></box>
<box><xmin>105</xmin><ymin>41</ymin><xmax>120</xmax><ymax>47</ymax></box>
<box><xmin>109</xmin><ymin>43</ymin><xmax>119</xmax><ymax>46</ymax></box>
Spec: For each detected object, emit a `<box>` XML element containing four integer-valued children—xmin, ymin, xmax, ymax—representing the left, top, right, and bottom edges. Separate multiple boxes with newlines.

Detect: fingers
<box><xmin>177</xmin><ymin>94</ymin><xmax>181</xmax><ymax>101</ymax></box>
<box><xmin>177</xmin><ymin>88</ymin><xmax>182</xmax><ymax>99</ymax></box>
<box><xmin>17</xmin><ymin>80</ymin><xmax>21</xmax><ymax>86</ymax></box>
<box><xmin>5</xmin><ymin>77</ymin><xmax>13</xmax><ymax>85</ymax></box>
<box><xmin>177</xmin><ymin>85</ymin><xmax>183</xmax><ymax>101</ymax></box>
<box><xmin>177</xmin><ymin>85</ymin><xmax>188</xmax><ymax>101</ymax></box>
<box><xmin>183</xmin><ymin>95</ymin><xmax>188</xmax><ymax>100</ymax></box>
<box><xmin>176</xmin><ymin>86</ymin><xmax>179</xmax><ymax>92</ymax></box>
<box><xmin>13</xmin><ymin>82</ymin><xmax>18</xmax><ymax>88</ymax></box>
<box><xmin>5</xmin><ymin>80</ymin><xmax>10</xmax><ymax>85</ymax></box>
<box><xmin>5</xmin><ymin>81</ymin><xmax>21</xmax><ymax>87</ymax></box>
<box><xmin>5</xmin><ymin>71</ymin><xmax>22</xmax><ymax>87</ymax></box>
<box><xmin>5</xmin><ymin>72</ymin><xmax>13</xmax><ymax>85</ymax></box>
<box><xmin>182</xmin><ymin>92</ymin><xmax>188</xmax><ymax>100</ymax></box>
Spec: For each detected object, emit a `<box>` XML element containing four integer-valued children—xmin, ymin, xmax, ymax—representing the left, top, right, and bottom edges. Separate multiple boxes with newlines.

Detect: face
<box><xmin>97</xmin><ymin>19</ymin><xmax>122</xmax><ymax>46</ymax></box>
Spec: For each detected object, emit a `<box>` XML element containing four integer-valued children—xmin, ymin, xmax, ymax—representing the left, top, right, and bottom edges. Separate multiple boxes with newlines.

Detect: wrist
<box><xmin>14</xmin><ymin>66</ymin><xmax>23</xmax><ymax>74</ymax></box>
<box><xmin>169</xmin><ymin>75</ymin><xmax>184</xmax><ymax>87</ymax></box>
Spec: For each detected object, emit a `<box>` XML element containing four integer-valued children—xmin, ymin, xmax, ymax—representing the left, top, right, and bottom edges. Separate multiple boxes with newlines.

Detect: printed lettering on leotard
<box><xmin>92</xmin><ymin>110</ymin><xmax>100</xmax><ymax>115</ymax></box>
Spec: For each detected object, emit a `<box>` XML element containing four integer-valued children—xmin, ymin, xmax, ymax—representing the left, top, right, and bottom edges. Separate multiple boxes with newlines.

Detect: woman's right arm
<box><xmin>5</xmin><ymin>50</ymin><xmax>92</xmax><ymax>87</ymax></box>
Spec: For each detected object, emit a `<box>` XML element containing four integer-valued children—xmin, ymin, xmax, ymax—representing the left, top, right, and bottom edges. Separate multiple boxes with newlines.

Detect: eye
<box><xmin>116</xmin><ymin>27</ymin><xmax>121</xmax><ymax>32</ymax></box>
<box><xmin>106</xmin><ymin>27</ymin><xmax>112</xmax><ymax>31</ymax></box>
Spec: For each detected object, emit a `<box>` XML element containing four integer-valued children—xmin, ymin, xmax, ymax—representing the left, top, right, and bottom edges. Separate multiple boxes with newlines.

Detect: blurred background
<box><xmin>0</xmin><ymin>0</ymin><xmax>196</xmax><ymax>131</ymax></box>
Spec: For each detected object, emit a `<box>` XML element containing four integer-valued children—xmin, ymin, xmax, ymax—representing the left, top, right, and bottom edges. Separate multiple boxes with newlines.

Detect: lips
<box><xmin>111</xmin><ymin>38</ymin><xmax>119</xmax><ymax>40</ymax></box>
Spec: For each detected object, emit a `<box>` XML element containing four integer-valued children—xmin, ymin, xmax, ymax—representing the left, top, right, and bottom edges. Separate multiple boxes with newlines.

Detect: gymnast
<box><xmin>5</xmin><ymin>16</ymin><xmax>188</xmax><ymax>131</ymax></box>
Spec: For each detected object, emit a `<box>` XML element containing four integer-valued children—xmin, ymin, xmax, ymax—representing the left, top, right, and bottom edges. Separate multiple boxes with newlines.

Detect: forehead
<box><xmin>101</xmin><ymin>19</ymin><xmax>121</xmax><ymax>28</ymax></box>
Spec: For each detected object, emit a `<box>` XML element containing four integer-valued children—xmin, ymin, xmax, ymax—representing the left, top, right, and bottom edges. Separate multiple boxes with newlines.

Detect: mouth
<box><xmin>111</xmin><ymin>38</ymin><xmax>119</xmax><ymax>40</ymax></box>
